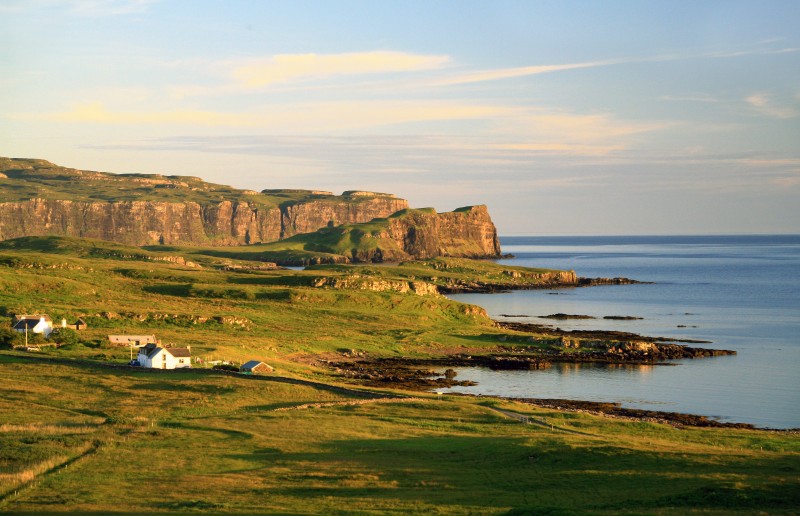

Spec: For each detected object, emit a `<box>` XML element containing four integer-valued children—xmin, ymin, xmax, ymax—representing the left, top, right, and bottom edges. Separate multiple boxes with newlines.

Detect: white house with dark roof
<box><xmin>13</xmin><ymin>315</ymin><xmax>54</xmax><ymax>338</ymax></box>
<box><xmin>137</xmin><ymin>343</ymin><xmax>191</xmax><ymax>369</ymax></box>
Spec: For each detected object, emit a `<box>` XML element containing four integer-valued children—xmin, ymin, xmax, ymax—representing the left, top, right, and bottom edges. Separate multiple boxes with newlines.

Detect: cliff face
<box><xmin>0</xmin><ymin>197</ymin><xmax>409</xmax><ymax>246</ymax></box>
<box><xmin>280</xmin><ymin>197</ymin><xmax>409</xmax><ymax>239</ymax></box>
<box><xmin>0</xmin><ymin>158</ymin><xmax>500</xmax><ymax>260</ymax></box>
<box><xmin>348</xmin><ymin>205</ymin><xmax>501</xmax><ymax>262</ymax></box>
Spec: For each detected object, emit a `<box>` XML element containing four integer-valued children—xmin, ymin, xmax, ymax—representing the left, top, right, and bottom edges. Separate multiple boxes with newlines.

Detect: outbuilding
<box><xmin>108</xmin><ymin>335</ymin><xmax>158</xmax><ymax>347</ymax></box>
<box><xmin>240</xmin><ymin>360</ymin><xmax>274</xmax><ymax>374</ymax></box>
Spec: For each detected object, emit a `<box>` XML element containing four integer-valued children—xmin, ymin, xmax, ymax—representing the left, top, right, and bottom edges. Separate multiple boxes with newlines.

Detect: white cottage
<box><xmin>13</xmin><ymin>315</ymin><xmax>54</xmax><ymax>338</ymax></box>
<box><xmin>137</xmin><ymin>344</ymin><xmax>191</xmax><ymax>369</ymax></box>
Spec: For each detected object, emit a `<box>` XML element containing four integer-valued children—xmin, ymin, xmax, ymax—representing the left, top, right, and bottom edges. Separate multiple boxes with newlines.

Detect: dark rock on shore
<box><xmin>514</xmin><ymin>398</ymin><xmax>757</xmax><ymax>429</ymax></box>
<box><xmin>604</xmin><ymin>315</ymin><xmax>644</xmax><ymax>320</ymax></box>
<box><xmin>328</xmin><ymin>355</ymin><xmax>550</xmax><ymax>390</ymax></box>
<box><xmin>541</xmin><ymin>313</ymin><xmax>596</xmax><ymax>320</ymax></box>
<box><xmin>578</xmin><ymin>277</ymin><xmax>651</xmax><ymax>286</ymax></box>
<box><xmin>497</xmin><ymin>321</ymin><xmax>713</xmax><ymax>345</ymax></box>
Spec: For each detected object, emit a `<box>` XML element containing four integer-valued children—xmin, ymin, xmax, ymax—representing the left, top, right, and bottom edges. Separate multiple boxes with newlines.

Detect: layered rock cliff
<box><xmin>0</xmin><ymin>158</ymin><xmax>408</xmax><ymax>246</ymax></box>
<box><xmin>0</xmin><ymin>158</ymin><xmax>501</xmax><ymax>260</ymax></box>
<box><xmin>381</xmin><ymin>205</ymin><xmax>501</xmax><ymax>260</ymax></box>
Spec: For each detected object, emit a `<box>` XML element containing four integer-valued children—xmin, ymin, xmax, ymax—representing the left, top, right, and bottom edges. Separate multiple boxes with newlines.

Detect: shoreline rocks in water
<box><xmin>496</xmin><ymin>320</ymin><xmax>715</xmax><ymax>345</ymax></box>
<box><xmin>541</xmin><ymin>313</ymin><xmax>596</xmax><ymax>320</ymax></box>
<box><xmin>509</xmin><ymin>398</ymin><xmax>763</xmax><ymax>429</ymax></box>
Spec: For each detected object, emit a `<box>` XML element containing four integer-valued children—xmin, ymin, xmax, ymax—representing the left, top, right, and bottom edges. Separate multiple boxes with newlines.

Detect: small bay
<box><xmin>445</xmin><ymin>235</ymin><xmax>800</xmax><ymax>429</ymax></box>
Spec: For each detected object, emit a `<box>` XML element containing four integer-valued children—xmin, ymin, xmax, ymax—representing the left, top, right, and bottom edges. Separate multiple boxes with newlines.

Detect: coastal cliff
<box><xmin>0</xmin><ymin>158</ymin><xmax>408</xmax><ymax>246</ymax></box>
<box><xmin>0</xmin><ymin>158</ymin><xmax>502</xmax><ymax>261</ymax></box>
<box><xmin>288</xmin><ymin>206</ymin><xmax>502</xmax><ymax>263</ymax></box>
<box><xmin>0</xmin><ymin>197</ymin><xmax>412</xmax><ymax>246</ymax></box>
<box><xmin>380</xmin><ymin>205</ymin><xmax>501</xmax><ymax>261</ymax></box>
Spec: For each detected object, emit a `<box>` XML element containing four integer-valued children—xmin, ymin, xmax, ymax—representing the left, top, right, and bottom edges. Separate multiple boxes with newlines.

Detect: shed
<box><xmin>108</xmin><ymin>334</ymin><xmax>158</xmax><ymax>346</ymax></box>
<box><xmin>240</xmin><ymin>360</ymin><xmax>274</xmax><ymax>374</ymax></box>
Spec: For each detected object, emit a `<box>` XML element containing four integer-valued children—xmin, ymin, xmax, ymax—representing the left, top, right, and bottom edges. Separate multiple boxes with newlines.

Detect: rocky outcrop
<box><xmin>311</xmin><ymin>275</ymin><xmax>441</xmax><ymax>296</ymax></box>
<box><xmin>384</xmin><ymin>205</ymin><xmax>500</xmax><ymax>260</ymax></box>
<box><xmin>341</xmin><ymin>205</ymin><xmax>501</xmax><ymax>263</ymax></box>
<box><xmin>438</xmin><ymin>270</ymin><xmax>578</xmax><ymax>293</ymax></box>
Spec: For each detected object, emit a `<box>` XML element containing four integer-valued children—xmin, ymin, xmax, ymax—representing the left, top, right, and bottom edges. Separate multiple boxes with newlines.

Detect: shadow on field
<box><xmin>256</xmin><ymin>435</ymin><xmax>799</xmax><ymax>512</ymax></box>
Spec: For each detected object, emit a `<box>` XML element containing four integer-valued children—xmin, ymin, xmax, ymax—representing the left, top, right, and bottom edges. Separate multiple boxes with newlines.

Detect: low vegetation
<box><xmin>0</xmin><ymin>235</ymin><xmax>797</xmax><ymax>513</ymax></box>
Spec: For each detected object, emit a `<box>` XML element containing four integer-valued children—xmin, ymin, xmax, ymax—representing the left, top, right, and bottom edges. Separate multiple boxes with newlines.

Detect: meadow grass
<box><xmin>0</xmin><ymin>236</ymin><xmax>798</xmax><ymax>513</ymax></box>
<box><xmin>0</xmin><ymin>356</ymin><xmax>797</xmax><ymax>514</ymax></box>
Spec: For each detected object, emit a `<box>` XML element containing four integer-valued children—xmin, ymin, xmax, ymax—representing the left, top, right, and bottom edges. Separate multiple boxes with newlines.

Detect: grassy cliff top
<box><xmin>0</xmin><ymin>157</ymin><xmax>401</xmax><ymax>207</ymax></box>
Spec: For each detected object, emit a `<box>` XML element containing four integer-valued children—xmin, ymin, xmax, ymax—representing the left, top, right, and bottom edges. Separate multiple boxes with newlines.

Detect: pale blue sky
<box><xmin>2</xmin><ymin>0</ymin><xmax>799</xmax><ymax>234</ymax></box>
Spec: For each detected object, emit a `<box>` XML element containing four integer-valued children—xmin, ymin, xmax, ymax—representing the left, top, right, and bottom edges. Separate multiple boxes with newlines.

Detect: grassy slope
<box><xmin>0</xmin><ymin>236</ymin><xmax>515</xmax><ymax>368</ymax></box>
<box><xmin>0</xmin><ymin>356</ymin><xmax>797</xmax><ymax>514</ymax></box>
<box><xmin>0</xmin><ymin>236</ymin><xmax>797</xmax><ymax>513</ymax></box>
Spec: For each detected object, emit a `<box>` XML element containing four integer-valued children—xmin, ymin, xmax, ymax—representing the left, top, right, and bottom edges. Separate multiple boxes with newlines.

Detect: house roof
<box><xmin>137</xmin><ymin>344</ymin><xmax>190</xmax><ymax>359</ymax></box>
<box><xmin>13</xmin><ymin>319</ymin><xmax>40</xmax><ymax>330</ymax></box>
<box><xmin>139</xmin><ymin>343</ymin><xmax>160</xmax><ymax>358</ymax></box>
<box><xmin>241</xmin><ymin>360</ymin><xmax>265</xmax><ymax>369</ymax></box>
<box><xmin>14</xmin><ymin>314</ymin><xmax>52</xmax><ymax>323</ymax></box>
<box><xmin>241</xmin><ymin>360</ymin><xmax>272</xmax><ymax>371</ymax></box>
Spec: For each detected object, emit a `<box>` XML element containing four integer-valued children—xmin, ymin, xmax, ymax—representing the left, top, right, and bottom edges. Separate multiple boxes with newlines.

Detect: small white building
<box><xmin>137</xmin><ymin>343</ymin><xmax>191</xmax><ymax>369</ymax></box>
<box><xmin>13</xmin><ymin>315</ymin><xmax>54</xmax><ymax>338</ymax></box>
<box><xmin>108</xmin><ymin>334</ymin><xmax>158</xmax><ymax>347</ymax></box>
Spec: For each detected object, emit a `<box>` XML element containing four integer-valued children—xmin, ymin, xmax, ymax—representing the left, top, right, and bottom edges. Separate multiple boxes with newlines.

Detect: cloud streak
<box><xmin>233</xmin><ymin>51</ymin><xmax>450</xmax><ymax>88</ymax></box>
<box><xmin>435</xmin><ymin>46</ymin><xmax>800</xmax><ymax>86</ymax></box>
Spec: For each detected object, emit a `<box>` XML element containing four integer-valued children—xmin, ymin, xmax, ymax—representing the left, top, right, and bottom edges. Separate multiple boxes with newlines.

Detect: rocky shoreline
<box><xmin>325</xmin><ymin>322</ymin><xmax>735</xmax><ymax>389</ymax></box>
<box><xmin>497</xmin><ymin>397</ymin><xmax>776</xmax><ymax>430</ymax></box>
<box><xmin>438</xmin><ymin>276</ymin><xmax>649</xmax><ymax>294</ymax></box>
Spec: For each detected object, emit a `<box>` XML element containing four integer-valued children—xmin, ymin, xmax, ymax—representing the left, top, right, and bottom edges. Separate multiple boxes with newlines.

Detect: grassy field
<box><xmin>0</xmin><ymin>236</ymin><xmax>798</xmax><ymax>513</ymax></box>
<box><xmin>0</xmin><ymin>355</ymin><xmax>798</xmax><ymax>514</ymax></box>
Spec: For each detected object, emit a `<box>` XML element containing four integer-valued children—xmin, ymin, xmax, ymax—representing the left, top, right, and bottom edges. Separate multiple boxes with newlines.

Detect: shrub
<box><xmin>0</xmin><ymin>327</ymin><xmax>22</xmax><ymax>349</ymax></box>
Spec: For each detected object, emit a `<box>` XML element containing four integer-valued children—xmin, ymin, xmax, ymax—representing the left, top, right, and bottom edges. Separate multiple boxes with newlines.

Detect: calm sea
<box><xmin>445</xmin><ymin>235</ymin><xmax>800</xmax><ymax>429</ymax></box>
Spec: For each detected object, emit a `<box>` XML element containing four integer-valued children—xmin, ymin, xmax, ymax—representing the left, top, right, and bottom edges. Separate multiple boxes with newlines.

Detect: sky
<box><xmin>2</xmin><ymin>0</ymin><xmax>799</xmax><ymax>235</ymax></box>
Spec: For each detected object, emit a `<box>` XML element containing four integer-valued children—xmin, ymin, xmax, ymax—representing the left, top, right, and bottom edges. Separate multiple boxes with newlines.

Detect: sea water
<box><xmin>445</xmin><ymin>235</ymin><xmax>800</xmax><ymax>429</ymax></box>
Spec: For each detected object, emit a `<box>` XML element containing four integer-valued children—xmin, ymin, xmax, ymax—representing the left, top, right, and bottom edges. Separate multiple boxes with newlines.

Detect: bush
<box><xmin>0</xmin><ymin>327</ymin><xmax>22</xmax><ymax>349</ymax></box>
<box><xmin>212</xmin><ymin>364</ymin><xmax>239</xmax><ymax>372</ymax></box>
<box><xmin>51</xmin><ymin>328</ymin><xmax>81</xmax><ymax>346</ymax></box>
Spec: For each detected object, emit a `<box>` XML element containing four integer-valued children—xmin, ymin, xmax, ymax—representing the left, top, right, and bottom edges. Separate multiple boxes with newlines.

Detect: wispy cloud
<box><xmin>22</xmin><ymin>100</ymin><xmax>509</xmax><ymax>131</ymax></box>
<box><xmin>745</xmin><ymin>93</ymin><xmax>798</xmax><ymax>119</ymax></box>
<box><xmin>659</xmin><ymin>94</ymin><xmax>720</xmax><ymax>103</ymax></box>
<box><xmin>232</xmin><ymin>51</ymin><xmax>450</xmax><ymax>88</ymax></box>
<box><xmin>33</xmin><ymin>102</ymin><xmax>254</xmax><ymax>126</ymax></box>
<box><xmin>434</xmin><ymin>46</ymin><xmax>800</xmax><ymax>86</ymax></box>
<box><xmin>0</xmin><ymin>0</ymin><xmax>158</xmax><ymax>15</ymax></box>
<box><xmin>433</xmin><ymin>58</ymin><xmax>622</xmax><ymax>86</ymax></box>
